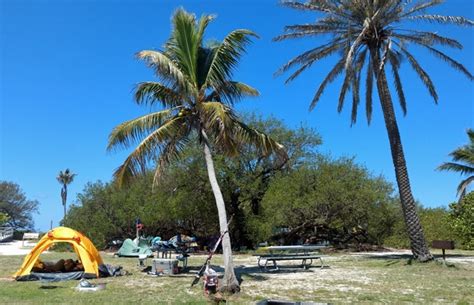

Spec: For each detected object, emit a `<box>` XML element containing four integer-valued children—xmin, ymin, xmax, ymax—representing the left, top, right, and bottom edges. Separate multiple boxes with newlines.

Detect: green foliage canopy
<box><xmin>449</xmin><ymin>192</ymin><xmax>474</xmax><ymax>249</ymax></box>
<box><xmin>0</xmin><ymin>181</ymin><xmax>39</xmax><ymax>229</ymax></box>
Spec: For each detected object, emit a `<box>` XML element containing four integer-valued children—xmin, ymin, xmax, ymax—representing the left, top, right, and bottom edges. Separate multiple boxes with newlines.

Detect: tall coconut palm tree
<box><xmin>108</xmin><ymin>9</ymin><xmax>286</xmax><ymax>292</ymax></box>
<box><xmin>56</xmin><ymin>169</ymin><xmax>76</xmax><ymax>220</ymax></box>
<box><xmin>275</xmin><ymin>0</ymin><xmax>473</xmax><ymax>261</ymax></box>
<box><xmin>438</xmin><ymin>129</ymin><xmax>474</xmax><ymax>201</ymax></box>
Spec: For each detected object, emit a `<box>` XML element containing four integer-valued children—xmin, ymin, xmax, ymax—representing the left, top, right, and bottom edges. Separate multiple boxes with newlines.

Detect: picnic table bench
<box><xmin>255</xmin><ymin>245</ymin><xmax>327</xmax><ymax>271</ymax></box>
<box><xmin>22</xmin><ymin>232</ymin><xmax>40</xmax><ymax>247</ymax></box>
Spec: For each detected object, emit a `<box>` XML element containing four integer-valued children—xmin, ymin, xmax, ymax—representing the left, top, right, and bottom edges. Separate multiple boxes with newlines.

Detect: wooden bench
<box><xmin>255</xmin><ymin>245</ymin><xmax>327</xmax><ymax>271</ymax></box>
<box><xmin>22</xmin><ymin>232</ymin><xmax>40</xmax><ymax>247</ymax></box>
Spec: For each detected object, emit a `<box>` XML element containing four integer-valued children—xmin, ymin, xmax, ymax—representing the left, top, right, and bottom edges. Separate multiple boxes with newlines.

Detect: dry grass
<box><xmin>0</xmin><ymin>249</ymin><xmax>473</xmax><ymax>304</ymax></box>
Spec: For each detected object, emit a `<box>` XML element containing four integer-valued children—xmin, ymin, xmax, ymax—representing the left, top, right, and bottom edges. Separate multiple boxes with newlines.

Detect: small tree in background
<box><xmin>57</xmin><ymin>169</ymin><xmax>76</xmax><ymax>220</ymax></box>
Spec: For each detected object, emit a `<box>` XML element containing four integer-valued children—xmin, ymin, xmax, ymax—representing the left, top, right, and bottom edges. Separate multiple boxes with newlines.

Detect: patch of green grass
<box><xmin>0</xmin><ymin>251</ymin><xmax>473</xmax><ymax>304</ymax></box>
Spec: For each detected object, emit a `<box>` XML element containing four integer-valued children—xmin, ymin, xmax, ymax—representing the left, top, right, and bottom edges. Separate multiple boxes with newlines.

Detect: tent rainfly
<box><xmin>14</xmin><ymin>227</ymin><xmax>104</xmax><ymax>281</ymax></box>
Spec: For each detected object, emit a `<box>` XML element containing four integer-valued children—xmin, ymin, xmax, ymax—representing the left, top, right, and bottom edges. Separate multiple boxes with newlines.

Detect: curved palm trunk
<box><xmin>201</xmin><ymin>129</ymin><xmax>240</xmax><ymax>293</ymax></box>
<box><xmin>370</xmin><ymin>48</ymin><xmax>432</xmax><ymax>261</ymax></box>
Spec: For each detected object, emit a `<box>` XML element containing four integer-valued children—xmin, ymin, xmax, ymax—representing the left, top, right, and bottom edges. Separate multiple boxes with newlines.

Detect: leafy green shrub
<box><xmin>449</xmin><ymin>192</ymin><xmax>474</xmax><ymax>250</ymax></box>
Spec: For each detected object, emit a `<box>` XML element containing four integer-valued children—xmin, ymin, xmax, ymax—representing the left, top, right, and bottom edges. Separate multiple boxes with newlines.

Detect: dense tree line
<box><xmin>63</xmin><ymin>116</ymin><xmax>469</xmax><ymax>250</ymax></box>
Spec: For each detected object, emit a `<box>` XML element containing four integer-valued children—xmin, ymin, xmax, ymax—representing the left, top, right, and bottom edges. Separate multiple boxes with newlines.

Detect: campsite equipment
<box><xmin>190</xmin><ymin>216</ymin><xmax>232</xmax><ymax>288</ymax></box>
<box><xmin>13</xmin><ymin>227</ymin><xmax>104</xmax><ymax>281</ymax></box>
<box><xmin>150</xmin><ymin>258</ymin><xmax>179</xmax><ymax>275</ymax></box>
<box><xmin>0</xmin><ymin>226</ymin><xmax>14</xmax><ymax>242</ymax></box>
<box><xmin>138</xmin><ymin>254</ymin><xmax>148</xmax><ymax>267</ymax></box>
<box><xmin>115</xmin><ymin>238</ymin><xmax>153</xmax><ymax>258</ymax></box>
<box><xmin>75</xmin><ymin>279</ymin><xmax>106</xmax><ymax>292</ymax></box>
<box><xmin>203</xmin><ymin>265</ymin><xmax>218</xmax><ymax>294</ymax></box>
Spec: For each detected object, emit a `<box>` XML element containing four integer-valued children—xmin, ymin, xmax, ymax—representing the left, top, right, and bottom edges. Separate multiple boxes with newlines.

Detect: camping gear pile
<box><xmin>115</xmin><ymin>219</ymin><xmax>197</xmax><ymax>272</ymax></box>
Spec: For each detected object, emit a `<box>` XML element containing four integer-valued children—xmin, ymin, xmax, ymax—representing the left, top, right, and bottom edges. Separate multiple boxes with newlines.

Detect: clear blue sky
<box><xmin>1</xmin><ymin>0</ymin><xmax>473</xmax><ymax>231</ymax></box>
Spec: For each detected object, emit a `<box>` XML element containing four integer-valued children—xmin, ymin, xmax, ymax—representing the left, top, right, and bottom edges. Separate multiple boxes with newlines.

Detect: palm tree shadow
<box><xmin>234</xmin><ymin>264</ymin><xmax>328</xmax><ymax>284</ymax></box>
<box><xmin>183</xmin><ymin>264</ymin><xmax>329</xmax><ymax>284</ymax></box>
<box><xmin>361</xmin><ymin>253</ymin><xmax>472</xmax><ymax>267</ymax></box>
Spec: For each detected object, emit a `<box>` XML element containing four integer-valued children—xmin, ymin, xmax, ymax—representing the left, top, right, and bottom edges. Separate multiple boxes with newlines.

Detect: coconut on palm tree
<box><xmin>275</xmin><ymin>0</ymin><xmax>473</xmax><ymax>261</ymax></box>
<box><xmin>438</xmin><ymin>129</ymin><xmax>474</xmax><ymax>201</ymax></box>
<box><xmin>108</xmin><ymin>9</ymin><xmax>286</xmax><ymax>292</ymax></box>
<box><xmin>56</xmin><ymin>168</ymin><xmax>76</xmax><ymax>220</ymax></box>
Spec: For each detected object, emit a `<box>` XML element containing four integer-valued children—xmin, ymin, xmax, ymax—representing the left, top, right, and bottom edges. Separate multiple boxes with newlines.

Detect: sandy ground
<box><xmin>2</xmin><ymin>241</ymin><xmax>473</xmax><ymax>264</ymax></box>
<box><xmin>0</xmin><ymin>240</ymin><xmax>38</xmax><ymax>256</ymax></box>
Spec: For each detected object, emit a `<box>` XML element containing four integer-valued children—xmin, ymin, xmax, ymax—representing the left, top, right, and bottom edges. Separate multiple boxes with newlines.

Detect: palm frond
<box><xmin>449</xmin><ymin>148</ymin><xmax>474</xmax><ymax>165</ymax></box>
<box><xmin>200</xmin><ymin>101</ymin><xmax>240</xmax><ymax>154</ymax></box>
<box><xmin>395</xmin><ymin>31</ymin><xmax>463</xmax><ymax>49</ymax></box>
<box><xmin>423</xmin><ymin>46</ymin><xmax>474</xmax><ymax>80</ymax></box>
<box><xmin>137</xmin><ymin>50</ymin><xmax>194</xmax><ymax>95</ymax></box>
<box><xmin>468</xmin><ymin>128</ymin><xmax>474</xmax><ymax>143</ymax></box>
<box><xmin>196</xmin><ymin>13</ymin><xmax>216</xmax><ymax>45</ymax></box>
<box><xmin>274</xmin><ymin>23</ymin><xmax>345</xmax><ymax>41</ymax></box>
<box><xmin>337</xmin><ymin>68</ymin><xmax>352</xmax><ymax>113</ymax></box>
<box><xmin>208</xmin><ymin>81</ymin><xmax>259</xmax><ymax>105</ymax></box>
<box><xmin>401</xmin><ymin>0</ymin><xmax>443</xmax><ymax>18</ymax></box>
<box><xmin>107</xmin><ymin>110</ymin><xmax>181</xmax><ymax>151</ymax></box>
<box><xmin>438</xmin><ymin>162</ymin><xmax>474</xmax><ymax>175</ymax></box>
<box><xmin>309</xmin><ymin>57</ymin><xmax>346</xmax><ymax>111</ymax></box>
<box><xmin>234</xmin><ymin>120</ymin><xmax>288</xmax><ymax>161</ymax></box>
<box><xmin>134</xmin><ymin>82</ymin><xmax>184</xmax><ymax>107</ymax></box>
<box><xmin>457</xmin><ymin>175</ymin><xmax>474</xmax><ymax>200</ymax></box>
<box><xmin>166</xmin><ymin>9</ymin><xmax>201</xmax><ymax>85</ymax></box>
<box><xmin>276</xmin><ymin>40</ymin><xmax>344</xmax><ymax>80</ymax></box>
<box><xmin>408</xmin><ymin>14</ymin><xmax>474</xmax><ymax>26</ymax></box>
<box><xmin>398</xmin><ymin>44</ymin><xmax>438</xmax><ymax>103</ymax></box>
<box><xmin>152</xmin><ymin>134</ymin><xmax>189</xmax><ymax>186</ymax></box>
<box><xmin>388</xmin><ymin>50</ymin><xmax>407</xmax><ymax>115</ymax></box>
<box><xmin>280</xmin><ymin>0</ymin><xmax>335</xmax><ymax>14</ymax></box>
<box><xmin>350</xmin><ymin>49</ymin><xmax>367</xmax><ymax>125</ymax></box>
<box><xmin>203</xmin><ymin>29</ymin><xmax>258</xmax><ymax>90</ymax></box>
<box><xmin>111</xmin><ymin>116</ymin><xmax>188</xmax><ymax>186</ymax></box>
<box><xmin>365</xmin><ymin>55</ymin><xmax>374</xmax><ymax>124</ymax></box>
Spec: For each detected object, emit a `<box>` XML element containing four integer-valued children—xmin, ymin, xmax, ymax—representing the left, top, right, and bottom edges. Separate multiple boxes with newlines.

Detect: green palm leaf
<box><xmin>137</xmin><ymin>50</ymin><xmax>195</xmax><ymax>96</ymax></box>
<box><xmin>204</xmin><ymin>29</ymin><xmax>258</xmax><ymax>90</ymax></box>
<box><xmin>107</xmin><ymin>109</ymin><xmax>179</xmax><ymax>151</ymax></box>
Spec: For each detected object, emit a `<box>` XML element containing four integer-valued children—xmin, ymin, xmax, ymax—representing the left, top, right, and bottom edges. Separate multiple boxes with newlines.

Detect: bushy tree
<box><xmin>0</xmin><ymin>181</ymin><xmax>39</xmax><ymax>229</ymax></box>
<box><xmin>449</xmin><ymin>192</ymin><xmax>474</xmax><ymax>249</ymax></box>
<box><xmin>256</xmin><ymin>157</ymin><xmax>399</xmax><ymax>246</ymax></box>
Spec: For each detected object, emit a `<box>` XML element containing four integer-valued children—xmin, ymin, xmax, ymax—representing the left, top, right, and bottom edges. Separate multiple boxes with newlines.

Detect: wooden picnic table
<box><xmin>255</xmin><ymin>245</ymin><xmax>328</xmax><ymax>271</ymax></box>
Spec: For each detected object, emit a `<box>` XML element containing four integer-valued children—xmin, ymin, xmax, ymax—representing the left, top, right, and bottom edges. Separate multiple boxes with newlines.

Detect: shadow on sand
<box><xmin>358</xmin><ymin>252</ymin><xmax>472</xmax><ymax>267</ymax></box>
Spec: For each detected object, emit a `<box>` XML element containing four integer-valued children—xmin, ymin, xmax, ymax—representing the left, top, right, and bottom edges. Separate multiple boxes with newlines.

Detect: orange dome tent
<box><xmin>14</xmin><ymin>227</ymin><xmax>104</xmax><ymax>281</ymax></box>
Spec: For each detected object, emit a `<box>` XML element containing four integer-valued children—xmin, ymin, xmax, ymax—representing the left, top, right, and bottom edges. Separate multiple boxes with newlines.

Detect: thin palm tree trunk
<box><xmin>370</xmin><ymin>48</ymin><xmax>432</xmax><ymax>261</ymax></box>
<box><xmin>61</xmin><ymin>186</ymin><xmax>67</xmax><ymax>220</ymax></box>
<box><xmin>201</xmin><ymin>129</ymin><xmax>240</xmax><ymax>292</ymax></box>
